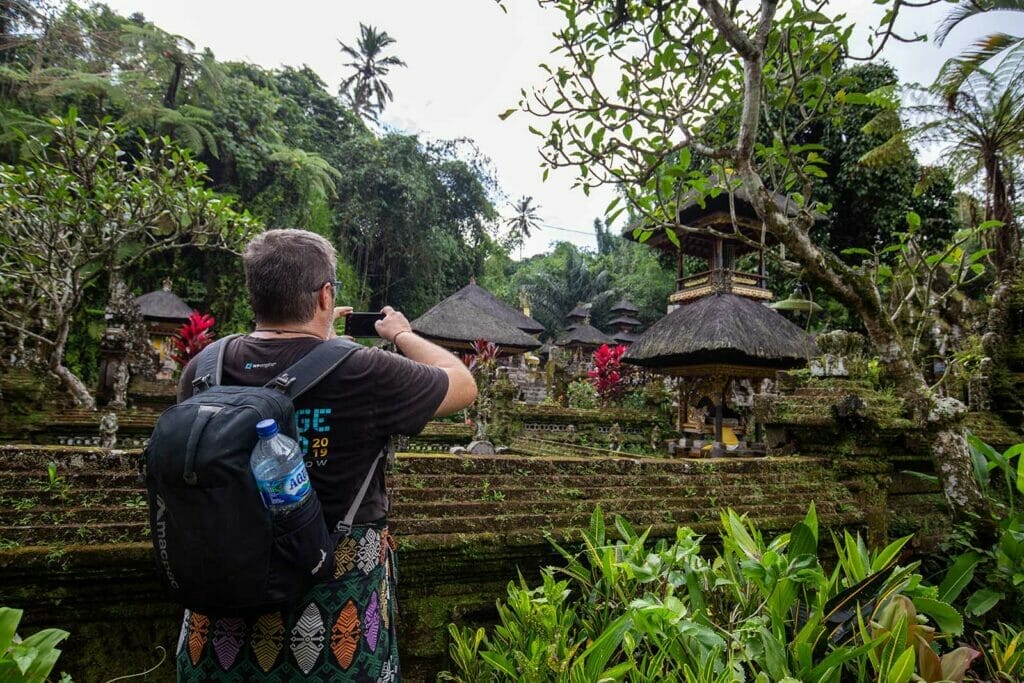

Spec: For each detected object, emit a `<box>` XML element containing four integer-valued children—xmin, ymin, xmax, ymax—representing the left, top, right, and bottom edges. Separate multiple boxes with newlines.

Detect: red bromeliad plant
<box><xmin>588</xmin><ymin>343</ymin><xmax>627</xmax><ymax>405</ymax></box>
<box><xmin>170</xmin><ymin>311</ymin><xmax>215</xmax><ymax>366</ymax></box>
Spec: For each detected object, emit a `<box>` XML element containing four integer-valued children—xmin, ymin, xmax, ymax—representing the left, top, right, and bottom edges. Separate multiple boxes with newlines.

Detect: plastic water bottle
<box><xmin>251</xmin><ymin>418</ymin><xmax>311</xmax><ymax>515</ymax></box>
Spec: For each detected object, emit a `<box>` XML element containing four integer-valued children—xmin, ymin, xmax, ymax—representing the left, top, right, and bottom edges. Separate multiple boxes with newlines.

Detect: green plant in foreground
<box><xmin>441</xmin><ymin>505</ymin><xmax>970</xmax><ymax>682</ymax></box>
<box><xmin>0</xmin><ymin>607</ymin><xmax>69</xmax><ymax>682</ymax></box>
<box><xmin>976</xmin><ymin>622</ymin><xmax>1024</xmax><ymax>682</ymax></box>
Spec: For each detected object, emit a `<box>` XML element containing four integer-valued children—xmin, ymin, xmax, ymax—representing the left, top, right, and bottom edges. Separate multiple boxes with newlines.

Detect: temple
<box><xmin>623</xmin><ymin>186</ymin><xmax>817</xmax><ymax>451</ymax></box>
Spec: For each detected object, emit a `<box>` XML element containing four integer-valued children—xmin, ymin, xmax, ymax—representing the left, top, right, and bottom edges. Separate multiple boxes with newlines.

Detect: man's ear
<box><xmin>317</xmin><ymin>284</ymin><xmax>333</xmax><ymax>312</ymax></box>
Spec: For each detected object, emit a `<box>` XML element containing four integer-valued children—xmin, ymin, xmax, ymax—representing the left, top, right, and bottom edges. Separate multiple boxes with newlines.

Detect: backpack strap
<box><xmin>334</xmin><ymin>446</ymin><xmax>387</xmax><ymax>537</ymax></box>
<box><xmin>191</xmin><ymin>334</ymin><xmax>243</xmax><ymax>395</ymax></box>
<box><xmin>265</xmin><ymin>337</ymin><xmax>363</xmax><ymax>399</ymax></box>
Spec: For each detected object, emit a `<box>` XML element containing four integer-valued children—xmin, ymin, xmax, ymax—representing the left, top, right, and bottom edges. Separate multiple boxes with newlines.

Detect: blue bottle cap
<box><xmin>255</xmin><ymin>419</ymin><xmax>279</xmax><ymax>438</ymax></box>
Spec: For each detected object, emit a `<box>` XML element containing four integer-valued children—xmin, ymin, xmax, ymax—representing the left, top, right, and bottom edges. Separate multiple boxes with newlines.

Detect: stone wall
<box><xmin>2</xmin><ymin>443</ymin><xmax>895</xmax><ymax>681</ymax></box>
<box><xmin>3</xmin><ymin>369</ymin><xmax>1020</xmax><ymax>679</ymax></box>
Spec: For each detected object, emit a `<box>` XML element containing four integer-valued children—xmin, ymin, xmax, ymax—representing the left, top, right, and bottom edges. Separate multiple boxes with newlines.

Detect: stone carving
<box><xmin>99</xmin><ymin>411</ymin><xmax>118</xmax><ymax>448</ymax></box>
<box><xmin>97</xmin><ymin>275</ymin><xmax>158</xmax><ymax>408</ymax></box>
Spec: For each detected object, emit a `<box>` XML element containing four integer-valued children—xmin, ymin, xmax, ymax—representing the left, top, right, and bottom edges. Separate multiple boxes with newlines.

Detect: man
<box><xmin>174</xmin><ymin>229</ymin><xmax>476</xmax><ymax>680</ymax></box>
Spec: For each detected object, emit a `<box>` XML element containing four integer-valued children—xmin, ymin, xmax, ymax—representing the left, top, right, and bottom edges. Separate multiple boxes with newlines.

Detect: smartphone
<box><xmin>344</xmin><ymin>312</ymin><xmax>385</xmax><ymax>337</ymax></box>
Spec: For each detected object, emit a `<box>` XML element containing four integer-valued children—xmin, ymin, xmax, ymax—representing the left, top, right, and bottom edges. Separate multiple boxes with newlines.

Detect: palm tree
<box><xmin>935</xmin><ymin>0</ymin><xmax>1024</xmax><ymax>100</ymax></box>
<box><xmin>915</xmin><ymin>59</ymin><xmax>1024</xmax><ymax>274</ymax></box>
<box><xmin>504</xmin><ymin>195</ymin><xmax>542</xmax><ymax>252</ymax></box>
<box><xmin>338</xmin><ymin>24</ymin><xmax>406</xmax><ymax>121</ymax></box>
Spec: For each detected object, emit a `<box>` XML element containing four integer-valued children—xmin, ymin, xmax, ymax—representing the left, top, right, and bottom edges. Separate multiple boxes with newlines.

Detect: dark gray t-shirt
<box><xmin>179</xmin><ymin>336</ymin><xmax>448</xmax><ymax>528</ymax></box>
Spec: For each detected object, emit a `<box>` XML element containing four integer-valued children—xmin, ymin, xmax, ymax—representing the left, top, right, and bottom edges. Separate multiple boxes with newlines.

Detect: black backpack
<box><xmin>144</xmin><ymin>334</ymin><xmax>364</xmax><ymax>616</ymax></box>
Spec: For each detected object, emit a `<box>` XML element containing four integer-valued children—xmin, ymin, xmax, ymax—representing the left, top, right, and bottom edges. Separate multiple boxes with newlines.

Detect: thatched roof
<box><xmin>567</xmin><ymin>305</ymin><xmax>590</xmax><ymax>321</ymax></box>
<box><xmin>621</xmin><ymin>186</ymin><xmax>823</xmax><ymax>257</ymax></box>
<box><xmin>412</xmin><ymin>297</ymin><xmax>541</xmax><ymax>351</ymax></box>
<box><xmin>623</xmin><ymin>293</ymin><xmax>816</xmax><ymax>371</ymax></box>
<box><xmin>447</xmin><ymin>283</ymin><xmax>544</xmax><ymax>334</ymax></box>
<box><xmin>610</xmin><ymin>299</ymin><xmax>639</xmax><ymax>315</ymax></box>
<box><xmin>556</xmin><ymin>322</ymin><xmax>614</xmax><ymax>349</ymax></box>
<box><xmin>612</xmin><ymin>331</ymin><xmax>640</xmax><ymax>345</ymax></box>
<box><xmin>608</xmin><ymin>315</ymin><xmax>642</xmax><ymax>328</ymax></box>
<box><xmin>135</xmin><ymin>289</ymin><xmax>192</xmax><ymax>322</ymax></box>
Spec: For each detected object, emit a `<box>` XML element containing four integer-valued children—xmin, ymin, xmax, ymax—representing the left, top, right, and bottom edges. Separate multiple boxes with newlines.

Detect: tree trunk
<box><xmin>48</xmin><ymin>301</ymin><xmax>96</xmax><ymax>410</ymax></box>
<box><xmin>52</xmin><ymin>362</ymin><xmax>96</xmax><ymax>409</ymax></box>
<box><xmin>163</xmin><ymin>60</ymin><xmax>184</xmax><ymax>109</ymax></box>
<box><xmin>736</xmin><ymin>163</ymin><xmax>988</xmax><ymax>519</ymax></box>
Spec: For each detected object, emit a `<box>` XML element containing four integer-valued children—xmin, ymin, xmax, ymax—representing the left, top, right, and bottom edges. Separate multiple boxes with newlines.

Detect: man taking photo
<box><xmin>174</xmin><ymin>228</ymin><xmax>476</xmax><ymax>680</ymax></box>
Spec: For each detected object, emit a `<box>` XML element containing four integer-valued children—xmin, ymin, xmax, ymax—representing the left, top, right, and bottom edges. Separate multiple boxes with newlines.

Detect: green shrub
<box><xmin>566</xmin><ymin>380</ymin><xmax>598</xmax><ymax>410</ymax></box>
<box><xmin>441</xmin><ymin>506</ymin><xmax>975</xmax><ymax>682</ymax></box>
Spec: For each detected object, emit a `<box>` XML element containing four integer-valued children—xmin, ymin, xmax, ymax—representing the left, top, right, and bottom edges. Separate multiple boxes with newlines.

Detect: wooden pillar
<box><xmin>715</xmin><ymin>382</ymin><xmax>727</xmax><ymax>443</ymax></box>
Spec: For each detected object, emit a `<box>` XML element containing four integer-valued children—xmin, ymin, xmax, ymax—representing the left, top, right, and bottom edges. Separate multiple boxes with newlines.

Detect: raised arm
<box><xmin>375</xmin><ymin>306</ymin><xmax>477</xmax><ymax>417</ymax></box>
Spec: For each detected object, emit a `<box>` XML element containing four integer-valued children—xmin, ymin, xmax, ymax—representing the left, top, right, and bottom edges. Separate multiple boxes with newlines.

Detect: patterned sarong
<box><xmin>176</xmin><ymin>522</ymin><xmax>399</xmax><ymax>682</ymax></box>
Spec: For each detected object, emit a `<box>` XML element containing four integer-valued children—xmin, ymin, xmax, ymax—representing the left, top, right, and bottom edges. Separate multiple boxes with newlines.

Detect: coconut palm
<box><xmin>917</xmin><ymin>59</ymin><xmax>1024</xmax><ymax>273</ymax></box>
<box><xmin>338</xmin><ymin>24</ymin><xmax>406</xmax><ymax>121</ymax></box>
<box><xmin>504</xmin><ymin>195</ymin><xmax>542</xmax><ymax>251</ymax></box>
<box><xmin>935</xmin><ymin>0</ymin><xmax>1024</xmax><ymax>100</ymax></box>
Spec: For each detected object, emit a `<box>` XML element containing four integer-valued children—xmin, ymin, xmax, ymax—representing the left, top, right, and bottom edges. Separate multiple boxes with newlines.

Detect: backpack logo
<box><xmin>154</xmin><ymin>495</ymin><xmax>180</xmax><ymax>589</ymax></box>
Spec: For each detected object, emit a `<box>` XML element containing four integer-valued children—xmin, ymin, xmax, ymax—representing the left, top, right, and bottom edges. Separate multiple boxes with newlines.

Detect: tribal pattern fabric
<box><xmin>176</xmin><ymin>521</ymin><xmax>399</xmax><ymax>682</ymax></box>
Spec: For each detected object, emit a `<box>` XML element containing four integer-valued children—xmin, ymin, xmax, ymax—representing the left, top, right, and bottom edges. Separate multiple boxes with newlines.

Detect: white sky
<box><xmin>100</xmin><ymin>0</ymin><xmax>1018</xmax><ymax>257</ymax></box>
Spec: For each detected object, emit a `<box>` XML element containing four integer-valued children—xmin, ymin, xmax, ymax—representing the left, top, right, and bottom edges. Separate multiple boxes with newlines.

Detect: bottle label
<box><xmin>256</xmin><ymin>461</ymin><xmax>311</xmax><ymax>508</ymax></box>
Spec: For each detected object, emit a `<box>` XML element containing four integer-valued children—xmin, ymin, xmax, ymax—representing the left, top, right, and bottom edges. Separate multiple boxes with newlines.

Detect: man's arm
<box><xmin>374</xmin><ymin>306</ymin><xmax>477</xmax><ymax>417</ymax></box>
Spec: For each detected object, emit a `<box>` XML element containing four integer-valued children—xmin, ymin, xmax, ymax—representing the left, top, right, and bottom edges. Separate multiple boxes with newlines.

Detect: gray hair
<box><xmin>243</xmin><ymin>229</ymin><xmax>336</xmax><ymax>325</ymax></box>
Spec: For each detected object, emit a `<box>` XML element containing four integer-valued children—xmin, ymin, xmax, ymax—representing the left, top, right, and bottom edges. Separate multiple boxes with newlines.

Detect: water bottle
<box><xmin>251</xmin><ymin>418</ymin><xmax>311</xmax><ymax>515</ymax></box>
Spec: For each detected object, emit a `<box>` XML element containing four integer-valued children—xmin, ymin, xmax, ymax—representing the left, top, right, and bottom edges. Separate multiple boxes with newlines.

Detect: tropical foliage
<box><xmin>0</xmin><ymin>607</ymin><xmax>68</xmax><ymax>682</ymax></box>
<box><xmin>0</xmin><ymin>112</ymin><xmax>256</xmax><ymax>406</ymax></box>
<box><xmin>442</xmin><ymin>505</ymin><xmax>977</xmax><ymax>682</ymax></box>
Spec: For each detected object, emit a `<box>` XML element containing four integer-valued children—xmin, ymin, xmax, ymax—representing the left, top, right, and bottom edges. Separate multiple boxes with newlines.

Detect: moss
<box><xmin>963</xmin><ymin>412</ymin><xmax>1022</xmax><ymax>448</ymax></box>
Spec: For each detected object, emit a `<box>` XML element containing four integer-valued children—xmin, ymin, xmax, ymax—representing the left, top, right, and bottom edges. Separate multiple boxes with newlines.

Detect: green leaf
<box><xmin>912</xmin><ymin>597</ymin><xmax>963</xmax><ymax>635</ymax></box>
<box><xmin>581</xmin><ymin>614</ymin><xmax>632</xmax><ymax>680</ymax></box>
<box><xmin>905</xmin><ymin>211</ymin><xmax>921</xmax><ymax>231</ymax></box>
<box><xmin>886</xmin><ymin>647</ymin><xmax>915</xmax><ymax>683</ymax></box>
<box><xmin>677</xmin><ymin>148</ymin><xmax>691</xmax><ymax>171</ymax></box>
<box><xmin>480</xmin><ymin>651</ymin><xmax>518</xmax><ymax>676</ymax></box>
<box><xmin>0</xmin><ymin>607</ymin><xmax>21</xmax><ymax>653</ymax></box>
<box><xmin>937</xmin><ymin>552</ymin><xmax>982</xmax><ymax>604</ymax></box>
<box><xmin>965</xmin><ymin>588</ymin><xmax>1004</xmax><ymax>616</ymax></box>
<box><xmin>590</xmin><ymin>505</ymin><xmax>606</xmax><ymax>546</ymax></box>
<box><xmin>498</xmin><ymin>108</ymin><xmax>517</xmax><ymax>121</ymax></box>
<box><xmin>789</xmin><ymin>521</ymin><xmax>817</xmax><ymax>559</ymax></box>
<box><xmin>665</xmin><ymin>228</ymin><xmax>680</xmax><ymax>249</ymax></box>
<box><xmin>871</xmin><ymin>535</ymin><xmax>912</xmax><ymax>573</ymax></box>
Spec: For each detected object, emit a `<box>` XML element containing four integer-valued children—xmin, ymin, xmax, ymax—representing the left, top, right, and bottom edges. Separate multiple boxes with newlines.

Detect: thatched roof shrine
<box><xmin>611</xmin><ymin>330</ymin><xmax>641</xmax><ymax>346</ymax></box>
<box><xmin>623</xmin><ymin>293</ymin><xmax>816</xmax><ymax>376</ymax></box>
<box><xmin>610</xmin><ymin>298</ymin><xmax>639</xmax><ymax>315</ymax></box>
<box><xmin>621</xmin><ymin>186</ymin><xmax>811</xmax><ymax>257</ymax></box>
<box><xmin>135</xmin><ymin>286</ymin><xmax>192</xmax><ymax>323</ymax></box>
<box><xmin>567</xmin><ymin>305</ymin><xmax>590</xmax><ymax>322</ymax></box>
<box><xmin>412</xmin><ymin>297</ymin><xmax>541</xmax><ymax>354</ymax></box>
<box><xmin>556</xmin><ymin>322</ymin><xmax>614</xmax><ymax>350</ymax></box>
<box><xmin>608</xmin><ymin>315</ymin><xmax>642</xmax><ymax>328</ymax></box>
<box><xmin>445</xmin><ymin>282</ymin><xmax>544</xmax><ymax>335</ymax></box>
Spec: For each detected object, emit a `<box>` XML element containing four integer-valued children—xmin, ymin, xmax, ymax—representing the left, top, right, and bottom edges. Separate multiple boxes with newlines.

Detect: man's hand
<box><xmin>373</xmin><ymin>305</ymin><xmax>476</xmax><ymax>416</ymax></box>
<box><xmin>329</xmin><ymin>306</ymin><xmax>354</xmax><ymax>339</ymax></box>
<box><xmin>375</xmin><ymin>305</ymin><xmax>412</xmax><ymax>342</ymax></box>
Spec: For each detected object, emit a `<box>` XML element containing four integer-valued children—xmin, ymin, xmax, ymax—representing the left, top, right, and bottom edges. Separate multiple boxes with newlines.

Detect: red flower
<box><xmin>170</xmin><ymin>311</ymin><xmax>216</xmax><ymax>366</ymax></box>
<box><xmin>588</xmin><ymin>344</ymin><xmax>628</xmax><ymax>404</ymax></box>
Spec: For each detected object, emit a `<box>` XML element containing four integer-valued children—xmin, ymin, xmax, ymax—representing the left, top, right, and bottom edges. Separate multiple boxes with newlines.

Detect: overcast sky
<box><xmin>101</xmin><ymin>0</ymin><xmax>1015</xmax><ymax>257</ymax></box>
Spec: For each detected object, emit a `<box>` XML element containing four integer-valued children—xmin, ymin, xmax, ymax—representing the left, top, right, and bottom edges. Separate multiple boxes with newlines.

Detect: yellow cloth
<box><xmin>722</xmin><ymin>426</ymin><xmax>739</xmax><ymax>447</ymax></box>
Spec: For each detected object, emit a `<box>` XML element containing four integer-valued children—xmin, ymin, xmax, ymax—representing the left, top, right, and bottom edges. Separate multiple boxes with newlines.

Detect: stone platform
<box><xmin>0</xmin><ymin>442</ymin><xmax>943</xmax><ymax>681</ymax></box>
